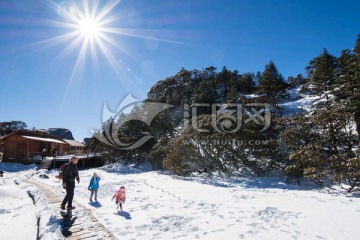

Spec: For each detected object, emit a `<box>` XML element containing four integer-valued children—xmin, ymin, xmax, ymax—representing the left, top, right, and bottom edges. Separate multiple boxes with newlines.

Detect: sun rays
<box><xmin>52</xmin><ymin>0</ymin><xmax>123</xmax><ymax>68</ymax></box>
<box><xmin>21</xmin><ymin>0</ymin><xmax>194</xmax><ymax>105</ymax></box>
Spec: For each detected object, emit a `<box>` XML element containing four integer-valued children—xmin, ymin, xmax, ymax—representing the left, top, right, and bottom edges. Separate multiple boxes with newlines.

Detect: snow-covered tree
<box><xmin>306</xmin><ymin>49</ymin><xmax>338</xmax><ymax>101</ymax></box>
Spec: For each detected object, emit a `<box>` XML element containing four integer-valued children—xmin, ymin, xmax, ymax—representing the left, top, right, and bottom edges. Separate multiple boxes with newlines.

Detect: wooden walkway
<box><xmin>27</xmin><ymin>179</ymin><xmax>117</xmax><ymax>240</ymax></box>
<box><xmin>37</xmin><ymin>159</ymin><xmax>53</xmax><ymax>170</ymax></box>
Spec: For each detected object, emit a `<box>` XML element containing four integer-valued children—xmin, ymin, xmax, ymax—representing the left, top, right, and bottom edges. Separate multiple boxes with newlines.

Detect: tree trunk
<box><xmin>354</xmin><ymin>110</ymin><xmax>360</xmax><ymax>138</ymax></box>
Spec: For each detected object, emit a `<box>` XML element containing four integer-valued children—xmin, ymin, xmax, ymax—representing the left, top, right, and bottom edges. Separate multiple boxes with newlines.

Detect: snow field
<box><xmin>37</xmin><ymin>165</ymin><xmax>360</xmax><ymax>240</ymax></box>
<box><xmin>0</xmin><ymin>163</ymin><xmax>64</xmax><ymax>240</ymax></box>
<box><xmin>1</xmin><ymin>162</ymin><xmax>360</xmax><ymax>240</ymax></box>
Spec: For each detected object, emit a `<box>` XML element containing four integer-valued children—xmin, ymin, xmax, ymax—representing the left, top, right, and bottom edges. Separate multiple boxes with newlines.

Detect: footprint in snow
<box><xmin>174</xmin><ymin>234</ymin><xmax>188</xmax><ymax>238</ymax></box>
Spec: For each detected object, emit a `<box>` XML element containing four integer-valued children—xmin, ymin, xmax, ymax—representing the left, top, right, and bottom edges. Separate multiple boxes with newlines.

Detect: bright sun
<box><xmin>43</xmin><ymin>0</ymin><xmax>181</xmax><ymax>91</ymax></box>
<box><xmin>78</xmin><ymin>18</ymin><xmax>101</xmax><ymax>40</ymax></box>
<box><xmin>48</xmin><ymin>0</ymin><xmax>123</xmax><ymax>64</ymax></box>
<box><xmin>38</xmin><ymin>0</ymin><xmax>184</xmax><ymax>101</ymax></box>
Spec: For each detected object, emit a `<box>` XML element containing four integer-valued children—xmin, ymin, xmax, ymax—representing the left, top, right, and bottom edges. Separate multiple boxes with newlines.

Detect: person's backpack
<box><xmin>55</xmin><ymin>163</ymin><xmax>67</xmax><ymax>179</ymax></box>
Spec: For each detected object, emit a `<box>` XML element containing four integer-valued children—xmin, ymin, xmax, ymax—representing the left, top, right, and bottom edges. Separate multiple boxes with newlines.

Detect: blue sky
<box><xmin>0</xmin><ymin>0</ymin><xmax>359</xmax><ymax>141</ymax></box>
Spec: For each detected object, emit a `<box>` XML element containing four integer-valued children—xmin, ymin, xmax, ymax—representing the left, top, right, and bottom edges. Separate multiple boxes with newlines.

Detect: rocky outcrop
<box><xmin>46</xmin><ymin>128</ymin><xmax>74</xmax><ymax>140</ymax></box>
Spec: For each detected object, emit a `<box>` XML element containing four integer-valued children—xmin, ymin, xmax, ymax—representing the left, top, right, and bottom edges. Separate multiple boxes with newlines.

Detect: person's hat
<box><xmin>70</xmin><ymin>156</ymin><xmax>79</xmax><ymax>161</ymax></box>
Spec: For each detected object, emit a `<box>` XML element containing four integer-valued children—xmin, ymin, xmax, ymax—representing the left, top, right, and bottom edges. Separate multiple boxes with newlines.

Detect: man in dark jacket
<box><xmin>61</xmin><ymin>156</ymin><xmax>80</xmax><ymax>210</ymax></box>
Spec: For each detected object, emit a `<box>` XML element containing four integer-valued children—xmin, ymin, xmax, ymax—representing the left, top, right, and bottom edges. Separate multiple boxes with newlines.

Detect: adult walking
<box><xmin>61</xmin><ymin>156</ymin><xmax>80</xmax><ymax>210</ymax></box>
<box><xmin>88</xmin><ymin>172</ymin><xmax>100</xmax><ymax>202</ymax></box>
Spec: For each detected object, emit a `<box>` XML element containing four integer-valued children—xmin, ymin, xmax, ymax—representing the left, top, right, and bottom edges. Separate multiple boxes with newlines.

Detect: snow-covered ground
<box><xmin>1</xmin><ymin>162</ymin><xmax>360</xmax><ymax>240</ymax></box>
<box><xmin>279</xmin><ymin>85</ymin><xmax>320</xmax><ymax>116</ymax></box>
<box><xmin>0</xmin><ymin>163</ymin><xmax>63</xmax><ymax>240</ymax></box>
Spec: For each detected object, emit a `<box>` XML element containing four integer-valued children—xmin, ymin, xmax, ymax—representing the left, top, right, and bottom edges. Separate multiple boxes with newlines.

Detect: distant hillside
<box><xmin>147</xmin><ymin>67</ymin><xmax>257</xmax><ymax>106</ymax></box>
<box><xmin>46</xmin><ymin>128</ymin><xmax>74</xmax><ymax>140</ymax></box>
<box><xmin>83</xmin><ymin>138</ymin><xmax>91</xmax><ymax>145</ymax></box>
<box><xmin>90</xmin><ymin>34</ymin><xmax>360</xmax><ymax>189</ymax></box>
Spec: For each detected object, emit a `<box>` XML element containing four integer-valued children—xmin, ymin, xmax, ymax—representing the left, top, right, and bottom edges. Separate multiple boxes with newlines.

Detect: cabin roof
<box><xmin>1</xmin><ymin>130</ymin><xmax>67</xmax><ymax>143</ymax></box>
<box><xmin>21</xmin><ymin>135</ymin><xmax>66</xmax><ymax>144</ymax></box>
<box><xmin>63</xmin><ymin>139</ymin><xmax>85</xmax><ymax>147</ymax></box>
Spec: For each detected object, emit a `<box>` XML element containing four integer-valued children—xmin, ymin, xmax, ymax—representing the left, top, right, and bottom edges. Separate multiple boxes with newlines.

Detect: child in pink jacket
<box><xmin>112</xmin><ymin>186</ymin><xmax>126</xmax><ymax>211</ymax></box>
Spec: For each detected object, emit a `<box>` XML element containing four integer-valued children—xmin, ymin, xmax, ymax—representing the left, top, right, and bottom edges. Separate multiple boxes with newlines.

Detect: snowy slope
<box><xmin>0</xmin><ymin>186</ymin><xmax>37</xmax><ymax>240</ymax></box>
<box><xmin>25</xmin><ymin>163</ymin><xmax>360</xmax><ymax>240</ymax></box>
<box><xmin>279</xmin><ymin>85</ymin><xmax>321</xmax><ymax>116</ymax></box>
<box><xmin>1</xmin><ymin>162</ymin><xmax>360</xmax><ymax>240</ymax></box>
<box><xmin>0</xmin><ymin>163</ymin><xmax>64</xmax><ymax>240</ymax></box>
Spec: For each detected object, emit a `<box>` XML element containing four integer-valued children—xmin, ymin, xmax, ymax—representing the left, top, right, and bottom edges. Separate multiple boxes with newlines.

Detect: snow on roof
<box><xmin>63</xmin><ymin>139</ymin><xmax>85</xmax><ymax>147</ymax></box>
<box><xmin>21</xmin><ymin>135</ymin><xmax>66</xmax><ymax>144</ymax></box>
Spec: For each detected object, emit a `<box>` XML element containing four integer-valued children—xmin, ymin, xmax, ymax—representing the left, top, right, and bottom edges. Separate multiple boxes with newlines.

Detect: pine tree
<box><xmin>306</xmin><ymin>49</ymin><xmax>338</xmax><ymax>100</ymax></box>
<box><xmin>257</xmin><ymin>61</ymin><xmax>288</xmax><ymax>116</ymax></box>
<box><xmin>258</xmin><ymin>61</ymin><xmax>288</xmax><ymax>98</ymax></box>
<box><xmin>350</xmin><ymin>35</ymin><xmax>360</xmax><ymax>136</ymax></box>
<box><xmin>237</xmin><ymin>73</ymin><xmax>255</xmax><ymax>93</ymax></box>
<box><xmin>217</xmin><ymin>66</ymin><xmax>232</xmax><ymax>100</ymax></box>
<box><xmin>225</xmin><ymin>85</ymin><xmax>238</xmax><ymax>102</ymax></box>
<box><xmin>288</xmin><ymin>74</ymin><xmax>308</xmax><ymax>86</ymax></box>
<box><xmin>336</xmin><ymin>49</ymin><xmax>354</xmax><ymax>100</ymax></box>
<box><xmin>334</xmin><ymin>35</ymin><xmax>360</xmax><ymax>136</ymax></box>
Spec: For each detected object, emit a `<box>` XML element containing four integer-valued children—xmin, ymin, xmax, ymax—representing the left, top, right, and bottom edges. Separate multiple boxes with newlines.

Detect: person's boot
<box><xmin>67</xmin><ymin>206</ymin><xmax>75</xmax><ymax>210</ymax></box>
<box><xmin>60</xmin><ymin>204</ymin><xmax>65</xmax><ymax>210</ymax></box>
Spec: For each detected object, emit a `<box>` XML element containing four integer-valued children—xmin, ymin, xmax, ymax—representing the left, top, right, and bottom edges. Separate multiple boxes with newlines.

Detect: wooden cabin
<box><xmin>0</xmin><ymin>130</ymin><xmax>68</xmax><ymax>163</ymax></box>
<box><xmin>63</xmin><ymin>139</ymin><xmax>86</xmax><ymax>155</ymax></box>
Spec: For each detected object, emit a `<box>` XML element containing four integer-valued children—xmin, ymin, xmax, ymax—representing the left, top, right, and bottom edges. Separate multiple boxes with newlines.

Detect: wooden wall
<box><xmin>3</xmin><ymin>135</ymin><xmax>17</xmax><ymax>161</ymax></box>
<box><xmin>3</xmin><ymin>135</ymin><xmax>67</xmax><ymax>163</ymax></box>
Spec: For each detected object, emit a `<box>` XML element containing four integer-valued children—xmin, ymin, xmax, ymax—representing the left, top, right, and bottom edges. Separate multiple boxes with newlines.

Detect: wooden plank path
<box><xmin>37</xmin><ymin>159</ymin><xmax>53</xmax><ymax>170</ymax></box>
<box><xmin>27</xmin><ymin>179</ymin><xmax>117</xmax><ymax>240</ymax></box>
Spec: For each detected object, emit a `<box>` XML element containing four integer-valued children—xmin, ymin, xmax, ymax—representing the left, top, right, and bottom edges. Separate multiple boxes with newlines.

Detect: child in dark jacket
<box><xmin>112</xmin><ymin>186</ymin><xmax>126</xmax><ymax>211</ymax></box>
